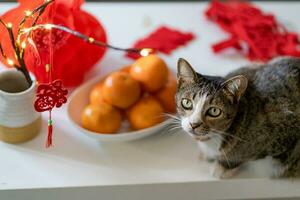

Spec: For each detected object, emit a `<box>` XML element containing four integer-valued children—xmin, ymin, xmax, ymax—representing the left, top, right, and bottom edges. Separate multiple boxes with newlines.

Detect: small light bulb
<box><xmin>21</xmin><ymin>28</ymin><xmax>30</xmax><ymax>34</ymax></box>
<box><xmin>16</xmin><ymin>37</ymin><xmax>20</xmax><ymax>44</ymax></box>
<box><xmin>45</xmin><ymin>24</ymin><xmax>53</xmax><ymax>30</ymax></box>
<box><xmin>28</xmin><ymin>38</ymin><xmax>34</xmax><ymax>45</ymax></box>
<box><xmin>140</xmin><ymin>48</ymin><xmax>153</xmax><ymax>57</ymax></box>
<box><xmin>45</xmin><ymin>64</ymin><xmax>50</xmax><ymax>73</ymax></box>
<box><xmin>25</xmin><ymin>10</ymin><xmax>32</xmax><ymax>17</ymax></box>
<box><xmin>88</xmin><ymin>37</ymin><xmax>95</xmax><ymax>43</ymax></box>
<box><xmin>21</xmin><ymin>42</ymin><xmax>26</xmax><ymax>49</ymax></box>
<box><xmin>7</xmin><ymin>58</ymin><xmax>14</xmax><ymax>66</ymax></box>
<box><xmin>7</xmin><ymin>22</ymin><xmax>12</xmax><ymax>28</ymax></box>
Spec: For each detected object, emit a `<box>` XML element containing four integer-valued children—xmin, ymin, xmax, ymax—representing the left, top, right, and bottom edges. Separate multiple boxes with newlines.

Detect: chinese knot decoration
<box><xmin>34</xmin><ymin>79</ymin><xmax>68</xmax><ymax>147</ymax></box>
<box><xmin>34</xmin><ymin>80</ymin><xmax>68</xmax><ymax>112</ymax></box>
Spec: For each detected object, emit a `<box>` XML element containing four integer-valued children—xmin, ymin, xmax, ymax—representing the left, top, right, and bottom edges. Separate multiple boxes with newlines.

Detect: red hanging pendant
<box><xmin>34</xmin><ymin>79</ymin><xmax>68</xmax><ymax>147</ymax></box>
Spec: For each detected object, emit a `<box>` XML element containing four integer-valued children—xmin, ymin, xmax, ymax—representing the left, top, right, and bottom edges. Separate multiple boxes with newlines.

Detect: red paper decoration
<box><xmin>205</xmin><ymin>1</ymin><xmax>300</xmax><ymax>61</ymax></box>
<box><xmin>34</xmin><ymin>79</ymin><xmax>68</xmax><ymax>147</ymax></box>
<box><xmin>0</xmin><ymin>0</ymin><xmax>107</xmax><ymax>87</ymax></box>
<box><xmin>126</xmin><ymin>26</ymin><xmax>195</xmax><ymax>59</ymax></box>
<box><xmin>34</xmin><ymin>80</ymin><xmax>68</xmax><ymax>112</ymax></box>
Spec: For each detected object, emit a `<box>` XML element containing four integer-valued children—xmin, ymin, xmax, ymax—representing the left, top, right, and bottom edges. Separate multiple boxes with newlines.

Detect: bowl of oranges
<box><xmin>67</xmin><ymin>55</ymin><xmax>177</xmax><ymax>142</ymax></box>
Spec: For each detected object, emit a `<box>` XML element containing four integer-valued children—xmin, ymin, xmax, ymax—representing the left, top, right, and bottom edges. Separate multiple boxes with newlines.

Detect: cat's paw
<box><xmin>211</xmin><ymin>163</ymin><xmax>238</xmax><ymax>179</ymax></box>
<box><xmin>198</xmin><ymin>152</ymin><xmax>215</xmax><ymax>163</ymax></box>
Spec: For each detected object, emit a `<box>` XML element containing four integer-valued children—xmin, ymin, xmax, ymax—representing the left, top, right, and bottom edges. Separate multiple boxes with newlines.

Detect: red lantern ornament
<box><xmin>0</xmin><ymin>0</ymin><xmax>107</xmax><ymax>87</ymax></box>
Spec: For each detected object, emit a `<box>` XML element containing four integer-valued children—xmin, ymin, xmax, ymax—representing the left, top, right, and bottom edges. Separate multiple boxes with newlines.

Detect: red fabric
<box><xmin>0</xmin><ymin>0</ymin><xmax>107</xmax><ymax>86</ymax></box>
<box><xmin>205</xmin><ymin>1</ymin><xmax>300</xmax><ymax>61</ymax></box>
<box><xmin>126</xmin><ymin>26</ymin><xmax>195</xmax><ymax>59</ymax></box>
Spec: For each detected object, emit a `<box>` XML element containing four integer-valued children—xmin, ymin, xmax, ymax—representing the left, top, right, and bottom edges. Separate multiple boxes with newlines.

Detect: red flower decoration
<box><xmin>34</xmin><ymin>80</ymin><xmax>68</xmax><ymax>112</ymax></box>
<box><xmin>0</xmin><ymin>0</ymin><xmax>107</xmax><ymax>86</ymax></box>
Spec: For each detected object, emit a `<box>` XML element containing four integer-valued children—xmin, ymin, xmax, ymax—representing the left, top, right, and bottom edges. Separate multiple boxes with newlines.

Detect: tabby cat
<box><xmin>176</xmin><ymin>57</ymin><xmax>300</xmax><ymax>178</ymax></box>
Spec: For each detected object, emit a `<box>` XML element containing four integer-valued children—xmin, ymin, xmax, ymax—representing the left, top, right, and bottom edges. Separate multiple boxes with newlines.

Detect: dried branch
<box><xmin>0</xmin><ymin>0</ymin><xmax>55</xmax><ymax>86</ymax></box>
<box><xmin>0</xmin><ymin>43</ymin><xmax>6</xmax><ymax>58</ymax></box>
<box><xmin>0</xmin><ymin>18</ymin><xmax>6</xmax><ymax>27</ymax></box>
<box><xmin>18</xmin><ymin>0</ymin><xmax>54</xmax><ymax>33</ymax></box>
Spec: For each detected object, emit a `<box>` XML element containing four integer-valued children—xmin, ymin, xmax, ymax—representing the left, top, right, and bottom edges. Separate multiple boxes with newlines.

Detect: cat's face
<box><xmin>176</xmin><ymin>58</ymin><xmax>248</xmax><ymax>141</ymax></box>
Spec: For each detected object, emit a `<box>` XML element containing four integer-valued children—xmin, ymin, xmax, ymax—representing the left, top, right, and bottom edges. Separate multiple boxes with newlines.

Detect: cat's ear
<box><xmin>221</xmin><ymin>75</ymin><xmax>248</xmax><ymax>102</ymax></box>
<box><xmin>177</xmin><ymin>58</ymin><xmax>197</xmax><ymax>83</ymax></box>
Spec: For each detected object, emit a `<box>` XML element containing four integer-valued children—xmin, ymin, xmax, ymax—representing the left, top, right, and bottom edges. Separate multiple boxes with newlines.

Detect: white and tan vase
<box><xmin>0</xmin><ymin>70</ymin><xmax>41</xmax><ymax>143</ymax></box>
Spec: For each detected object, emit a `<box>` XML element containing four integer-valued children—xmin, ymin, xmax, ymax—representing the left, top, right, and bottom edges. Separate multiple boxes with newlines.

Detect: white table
<box><xmin>1</xmin><ymin>2</ymin><xmax>300</xmax><ymax>200</ymax></box>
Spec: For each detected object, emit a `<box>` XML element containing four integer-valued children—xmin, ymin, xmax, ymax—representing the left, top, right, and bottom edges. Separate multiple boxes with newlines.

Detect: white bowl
<box><xmin>67</xmin><ymin>73</ymin><xmax>173</xmax><ymax>142</ymax></box>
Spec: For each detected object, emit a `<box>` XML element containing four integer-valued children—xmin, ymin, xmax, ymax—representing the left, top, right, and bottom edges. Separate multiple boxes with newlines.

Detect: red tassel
<box><xmin>46</xmin><ymin>111</ymin><xmax>53</xmax><ymax>148</ymax></box>
<box><xmin>46</xmin><ymin>123</ymin><xmax>53</xmax><ymax>148</ymax></box>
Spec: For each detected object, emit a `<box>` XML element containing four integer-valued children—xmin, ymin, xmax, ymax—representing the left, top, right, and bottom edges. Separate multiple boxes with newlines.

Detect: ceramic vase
<box><xmin>0</xmin><ymin>70</ymin><xmax>41</xmax><ymax>143</ymax></box>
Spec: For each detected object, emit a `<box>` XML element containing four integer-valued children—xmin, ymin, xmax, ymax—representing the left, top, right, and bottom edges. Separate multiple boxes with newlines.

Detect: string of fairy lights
<box><xmin>20</xmin><ymin>24</ymin><xmax>155</xmax><ymax>56</ymax></box>
<box><xmin>0</xmin><ymin>0</ymin><xmax>154</xmax><ymax>86</ymax></box>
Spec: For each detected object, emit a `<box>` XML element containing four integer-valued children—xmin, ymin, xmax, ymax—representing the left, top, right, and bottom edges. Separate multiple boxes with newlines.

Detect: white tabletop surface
<box><xmin>0</xmin><ymin>1</ymin><xmax>300</xmax><ymax>200</ymax></box>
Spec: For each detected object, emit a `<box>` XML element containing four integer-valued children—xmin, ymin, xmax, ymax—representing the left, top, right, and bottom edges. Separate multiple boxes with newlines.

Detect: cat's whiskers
<box><xmin>216</xmin><ymin>133</ymin><xmax>249</xmax><ymax>163</ymax></box>
<box><xmin>211</xmin><ymin>136</ymin><xmax>231</xmax><ymax>168</ymax></box>
<box><xmin>215</xmin><ymin>134</ymin><xmax>241</xmax><ymax>165</ymax></box>
<box><xmin>221</xmin><ymin>148</ymin><xmax>231</xmax><ymax>168</ymax></box>
<box><xmin>211</xmin><ymin>129</ymin><xmax>249</xmax><ymax>143</ymax></box>
<box><xmin>167</xmin><ymin>119</ymin><xmax>181</xmax><ymax>127</ymax></box>
<box><xmin>163</xmin><ymin>115</ymin><xmax>183</xmax><ymax>133</ymax></box>
<box><xmin>167</xmin><ymin>125</ymin><xmax>182</xmax><ymax>131</ymax></box>
<box><xmin>162</xmin><ymin>113</ymin><xmax>181</xmax><ymax>121</ymax></box>
<box><xmin>212</xmin><ymin>133</ymin><xmax>232</xmax><ymax>148</ymax></box>
<box><xmin>158</xmin><ymin>113</ymin><xmax>182</xmax><ymax>132</ymax></box>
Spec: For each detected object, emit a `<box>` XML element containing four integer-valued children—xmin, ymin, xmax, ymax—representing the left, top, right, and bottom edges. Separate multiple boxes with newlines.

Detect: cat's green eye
<box><xmin>207</xmin><ymin>107</ymin><xmax>222</xmax><ymax>117</ymax></box>
<box><xmin>181</xmin><ymin>98</ymin><xmax>193</xmax><ymax>110</ymax></box>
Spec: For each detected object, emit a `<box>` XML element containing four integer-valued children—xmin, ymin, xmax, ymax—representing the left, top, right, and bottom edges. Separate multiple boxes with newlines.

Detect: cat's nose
<box><xmin>190</xmin><ymin>122</ymin><xmax>201</xmax><ymax>130</ymax></box>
